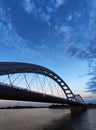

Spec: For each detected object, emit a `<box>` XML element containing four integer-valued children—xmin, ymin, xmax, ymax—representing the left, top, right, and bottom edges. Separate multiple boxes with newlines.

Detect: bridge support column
<box><xmin>70</xmin><ymin>105</ymin><xmax>87</xmax><ymax>114</ymax></box>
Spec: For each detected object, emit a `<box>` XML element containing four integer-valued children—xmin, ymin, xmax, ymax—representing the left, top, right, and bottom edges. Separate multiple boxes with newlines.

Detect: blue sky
<box><xmin>0</xmin><ymin>0</ymin><xmax>96</xmax><ymax>104</ymax></box>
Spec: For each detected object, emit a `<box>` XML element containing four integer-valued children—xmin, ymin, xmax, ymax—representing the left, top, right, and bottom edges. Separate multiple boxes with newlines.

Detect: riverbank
<box><xmin>0</xmin><ymin>105</ymin><xmax>48</xmax><ymax>109</ymax></box>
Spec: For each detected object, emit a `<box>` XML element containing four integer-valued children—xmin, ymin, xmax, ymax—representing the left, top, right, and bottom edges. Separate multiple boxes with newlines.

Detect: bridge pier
<box><xmin>70</xmin><ymin>105</ymin><xmax>87</xmax><ymax>114</ymax></box>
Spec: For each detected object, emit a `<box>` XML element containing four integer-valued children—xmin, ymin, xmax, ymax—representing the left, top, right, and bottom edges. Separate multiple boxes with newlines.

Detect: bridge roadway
<box><xmin>0</xmin><ymin>82</ymin><xmax>82</xmax><ymax>106</ymax></box>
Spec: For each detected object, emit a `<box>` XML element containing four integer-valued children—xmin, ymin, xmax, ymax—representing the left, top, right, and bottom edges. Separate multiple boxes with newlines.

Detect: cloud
<box><xmin>84</xmin><ymin>95</ymin><xmax>96</xmax><ymax>103</ymax></box>
<box><xmin>86</xmin><ymin>89</ymin><xmax>96</xmax><ymax>94</ymax></box>
<box><xmin>38</xmin><ymin>8</ymin><xmax>51</xmax><ymax>23</ymax></box>
<box><xmin>22</xmin><ymin>0</ymin><xmax>65</xmax><ymax>24</ymax></box>
<box><xmin>23</xmin><ymin>0</ymin><xmax>35</xmax><ymax>14</ymax></box>
<box><xmin>65</xmin><ymin>41</ymin><xmax>96</xmax><ymax>93</ymax></box>
<box><xmin>0</xmin><ymin>1</ymin><xmax>49</xmax><ymax>59</ymax></box>
<box><xmin>54</xmin><ymin>0</ymin><xmax>65</xmax><ymax>8</ymax></box>
<box><xmin>59</xmin><ymin>25</ymin><xmax>72</xmax><ymax>34</ymax></box>
<box><xmin>67</xmin><ymin>14</ymin><xmax>72</xmax><ymax>21</ymax></box>
<box><xmin>64</xmin><ymin>0</ymin><xmax>96</xmax><ymax>60</ymax></box>
<box><xmin>66</xmin><ymin>43</ymin><xmax>78</xmax><ymax>57</ymax></box>
<box><xmin>0</xmin><ymin>6</ymin><xmax>30</xmax><ymax>52</ymax></box>
<box><xmin>63</xmin><ymin>0</ymin><xmax>96</xmax><ymax>94</ymax></box>
<box><xmin>74</xmin><ymin>11</ymin><xmax>81</xmax><ymax>19</ymax></box>
<box><xmin>88</xmin><ymin>0</ymin><xmax>96</xmax><ymax>30</ymax></box>
<box><xmin>65</xmin><ymin>35</ymin><xmax>96</xmax><ymax>60</ymax></box>
<box><xmin>23</xmin><ymin>0</ymin><xmax>51</xmax><ymax>23</ymax></box>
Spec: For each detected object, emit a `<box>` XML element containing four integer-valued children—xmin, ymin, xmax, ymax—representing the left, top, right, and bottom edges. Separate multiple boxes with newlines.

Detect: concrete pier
<box><xmin>70</xmin><ymin>105</ymin><xmax>87</xmax><ymax>114</ymax></box>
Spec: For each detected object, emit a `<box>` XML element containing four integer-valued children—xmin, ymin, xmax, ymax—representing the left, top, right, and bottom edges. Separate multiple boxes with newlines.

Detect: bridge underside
<box><xmin>0</xmin><ymin>84</ymin><xmax>80</xmax><ymax>106</ymax></box>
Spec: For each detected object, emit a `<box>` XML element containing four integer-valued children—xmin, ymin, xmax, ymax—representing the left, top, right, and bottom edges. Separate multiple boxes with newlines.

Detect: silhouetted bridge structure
<box><xmin>0</xmin><ymin>62</ymin><xmax>85</xmax><ymax>110</ymax></box>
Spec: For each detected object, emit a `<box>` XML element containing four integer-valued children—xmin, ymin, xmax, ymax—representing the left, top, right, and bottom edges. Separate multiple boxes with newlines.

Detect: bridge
<box><xmin>0</xmin><ymin>62</ymin><xmax>85</xmax><ymax>111</ymax></box>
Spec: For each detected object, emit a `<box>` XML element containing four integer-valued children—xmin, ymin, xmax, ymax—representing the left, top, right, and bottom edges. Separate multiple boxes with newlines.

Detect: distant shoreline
<box><xmin>0</xmin><ymin>103</ymin><xmax>96</xmax><ymax>109</ymax></box>
<box><xmin>0</xmin><ymin>106</ymin><xmax>48</xmax><ymax>109</ymax></box>
<box><xmin>0</xmin><ymin>104</ymin><xmax>69</xmax><ymax>109</ymax></box>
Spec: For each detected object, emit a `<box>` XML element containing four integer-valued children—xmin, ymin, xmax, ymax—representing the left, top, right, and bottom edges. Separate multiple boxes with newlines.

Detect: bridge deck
<box><xmin>0</xmin><ymin>83</ymin><xmax>81</xmax><ymax>106</ymax></box>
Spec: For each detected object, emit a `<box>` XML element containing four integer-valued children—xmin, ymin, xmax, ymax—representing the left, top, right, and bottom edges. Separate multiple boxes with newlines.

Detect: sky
<box><xmin>0</xmin><ymin>0</ymin><xmax>96</xmax><ymax>105</ymax></box>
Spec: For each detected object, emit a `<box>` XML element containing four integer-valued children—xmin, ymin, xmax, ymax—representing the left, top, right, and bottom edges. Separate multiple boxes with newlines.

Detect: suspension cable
<box><xmin>36</xmin><ymin>74</ymin><xmax>44</xmax><ymax>92</ymax></box>
<box><xmin>7</xmin><ymin>74</ymin><xmax>13</xmax><ymax>87</ymax></box>
<box><xmin>15</xmin><ymin>74</ymin><xmax>25</xmax><ymax>86</ymax></box>
<box><xmin>46</xmin><ymin>78</ymin><xmax>53</xmax><ymax>95</ymax></box>
<box><xmin>53</xmin><ymin>82</ymin><xmax>60</xmax><ymax>97</ymax></box>
<box><xmin>11</xmin><ymin>73</ymin><xmax>21</xmax><ymax>84</ymax></box>
<box><xmin>2</xmin><ymin>74</ymin><xmax>13</xmax><ymax>83</ymax></box>
<box><xmin>23</xmin><ymin>73</ymin><xmax>30</xmax><ymax>90</ymax></box>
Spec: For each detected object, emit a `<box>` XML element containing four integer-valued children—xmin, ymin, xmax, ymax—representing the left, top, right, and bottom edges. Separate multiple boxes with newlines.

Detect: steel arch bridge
<box><xmin>0</xmin><ymin>62</ymin><xmax>84</xmax><ymax>105</ymax></box>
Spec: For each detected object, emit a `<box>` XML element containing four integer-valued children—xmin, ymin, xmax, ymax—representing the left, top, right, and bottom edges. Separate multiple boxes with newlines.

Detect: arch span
<box><xmin>0</xmin><ymin>62</ymin><xmax>77</xmax><ymax>102</ymax></box>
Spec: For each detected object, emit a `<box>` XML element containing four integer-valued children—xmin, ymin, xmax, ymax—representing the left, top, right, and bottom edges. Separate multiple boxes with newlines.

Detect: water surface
<box><xmin>0</xmin><ymin>108</ymin><xmax>96</xmax><ymax>130</ymax></box>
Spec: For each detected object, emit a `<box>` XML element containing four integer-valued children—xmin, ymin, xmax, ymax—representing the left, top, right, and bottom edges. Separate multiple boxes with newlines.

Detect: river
<box><xmin>0</xmin><ymin>108</ymin><xmax>96</xmax><ymax>130</ymax></box>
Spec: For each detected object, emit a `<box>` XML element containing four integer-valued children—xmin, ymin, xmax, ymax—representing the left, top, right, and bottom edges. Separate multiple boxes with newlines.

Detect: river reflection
<box><xmin>0</xmin><ymin>108</ymin><xmax>96</xmax><ymax>130</ymax></box>
<box><xmin>41</xmin><ymin>110</ymin><xmax>91</xmax><ymax>130</ymax></box>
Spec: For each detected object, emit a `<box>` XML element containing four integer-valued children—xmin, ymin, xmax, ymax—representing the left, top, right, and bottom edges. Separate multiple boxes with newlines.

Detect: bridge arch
<box><xmin>0</xmin><ymin>62</ymin><xmax>77</xmax><ymax>102</ymax></box>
